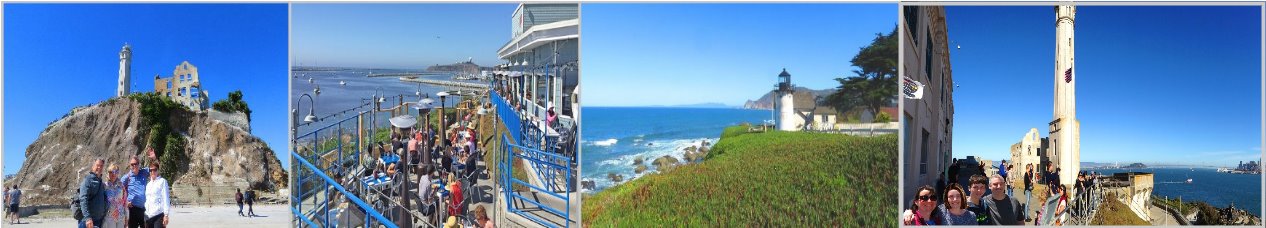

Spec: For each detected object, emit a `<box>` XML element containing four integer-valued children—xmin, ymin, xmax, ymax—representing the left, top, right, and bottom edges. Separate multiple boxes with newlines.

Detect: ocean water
<box><xmin>580</xmin><ymin>107</ymin><xmax>771</xmax><ymax>192</ymax></box>
<box><xmin>1091</xmin><ymin>167</ymin><xmax>1262</xmax><ymax>216</ymax></box>
<box><xmin>290</xmin><ymin>69</ymin><xmax>473</xmax><ymax>134</ymax></box>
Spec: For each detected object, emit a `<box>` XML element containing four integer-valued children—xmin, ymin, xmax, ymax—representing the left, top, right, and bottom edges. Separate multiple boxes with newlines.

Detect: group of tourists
<box><xmin>908</xmin><ymin>159</ymin><xmax>1085</xmax><ymax>226</ymax></box>
<box><xmin>77</xmin><ymin>152</ymin><xmax>171</xmax><ymax>228</ymax></box>
<box><xmin>905</xmin><ymin>174</ymin><xmax>1027</xmax><ymax>225</ymax></box>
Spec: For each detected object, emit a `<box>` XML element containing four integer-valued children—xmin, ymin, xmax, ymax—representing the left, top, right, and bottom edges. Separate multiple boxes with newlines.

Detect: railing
<box><xmin>1152</xmin><ymin>198</ymin><xmax>1193</xmax><ymax>225</ymax></box>
<box><xmin>491</xmin><ymin>90</ymin><xmax>576</xmax><ymax>228</ymax></box>
<box><xmin>291</xmin><ymin>112</ymin><xmax>398</xmax><ymax>228</ymax></box>
<box><xmin>502</xmin><ymin>134</ymin><xmax>573</xmax><ymax>228</ymax></box>
<box><xmin>1067</xmin><ymin>182</ymin><xmax>1104</xmax><ymax>225</ymax></box>
<box><xmin>1034</xmin><ymin>182</ymin><xmax>1104</xmax><ymax>226</ymax></box>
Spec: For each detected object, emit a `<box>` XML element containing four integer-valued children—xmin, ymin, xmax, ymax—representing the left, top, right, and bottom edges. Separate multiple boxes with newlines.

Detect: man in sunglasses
<box><xmin>121</xmin><ymin>152</ymin><xmax>151</xmax><ymax>228</ymax></box>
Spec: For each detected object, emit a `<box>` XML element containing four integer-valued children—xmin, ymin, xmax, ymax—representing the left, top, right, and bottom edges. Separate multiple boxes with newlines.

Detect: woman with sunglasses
<box><xmin>902</xmin><ymin>185</ymin><xmax>944</xmax><ymax>225</ymax></box>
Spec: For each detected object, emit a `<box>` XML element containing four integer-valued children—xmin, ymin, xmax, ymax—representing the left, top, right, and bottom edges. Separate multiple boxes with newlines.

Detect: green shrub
<box><xmin>160</xmin><ymin>133</ymin><xmax>187</xmax><ymax>182</ymax></box>
<box><xmin>874</xmin><ymin>111</ymin><xmax>892</xmax><ymax>123</ymax></box>
<box><xmin>212</xmin><ymin>90</ymin><xmax>252</xmax><ymax>121</ymax></box>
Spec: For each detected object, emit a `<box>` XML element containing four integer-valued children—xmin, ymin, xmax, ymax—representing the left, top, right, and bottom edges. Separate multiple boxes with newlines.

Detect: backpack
<box><xmin>71</xmin><ymin>190</ymin><xmax>83</xmax><ymax>221</ymax></box>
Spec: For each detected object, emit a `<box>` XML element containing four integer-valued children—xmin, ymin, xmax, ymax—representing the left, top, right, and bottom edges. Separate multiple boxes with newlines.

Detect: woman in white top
<box><xmin>144</xmin><ymin>161</ymin><xmax>170</xmax><ymax>228</ymax></box>
<box><xmin>102</xmin><ymin>164</ymin><xmax>128</xmax><ymax>228</ymax></box>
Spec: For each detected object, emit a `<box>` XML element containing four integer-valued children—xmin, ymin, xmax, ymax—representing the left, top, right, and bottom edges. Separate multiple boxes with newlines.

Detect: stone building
<box><xmin>154</xmin><ymin>61</ymin><xmax>209</xmax><ymax>110</ymax></box>
<box><xmin>1010</xmin><ymin>128</ymin><xmax>1049</xmax><ymax>179</ymax></box>
<box><xmin>1103</xmin><ymin>172</ymin><xmax>1153</xmax><ymax>221</ymax></box>
<box><xmin>901</xmin><ymin>5</ymin><xmax>955</xmax><ymax>199</ymax></box>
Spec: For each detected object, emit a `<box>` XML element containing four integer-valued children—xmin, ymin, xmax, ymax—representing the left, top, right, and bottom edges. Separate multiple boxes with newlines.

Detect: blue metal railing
<box><xmin>491</xmin><ymin>90</ymin><xmax>575</xmax><ymax>227</ymax></box>
<box><xmin>502</xmin><ymin>135</ymin><xmax>573</xmax><ymax>228</ymax></box>
<box><xmin>490</xmin><ymin>91</ymin><xmax>523</xmax><ymax>141</ymax></box>
<box><xmin>291</xmin><ymin>112</ymin><xmax>398</xmax><ymax>228</ymax></box>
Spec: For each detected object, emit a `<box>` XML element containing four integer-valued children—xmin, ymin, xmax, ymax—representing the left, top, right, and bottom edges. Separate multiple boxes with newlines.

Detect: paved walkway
<box><xmin>9</xmin><ymin>204</ymin><xmax>289</xmax><ymax>228</ymax></box>
<box><xmin>1149</xmin><ymin>205</ymin><xmax>1182</xmax><ymax>226</ymax></box>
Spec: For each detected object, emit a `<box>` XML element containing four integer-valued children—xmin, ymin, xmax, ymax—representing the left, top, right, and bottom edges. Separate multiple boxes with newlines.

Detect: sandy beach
<box><xmin>6</xmin><ymin>204</ymin><xmax>289</xmax><ymax>227</ymax></box>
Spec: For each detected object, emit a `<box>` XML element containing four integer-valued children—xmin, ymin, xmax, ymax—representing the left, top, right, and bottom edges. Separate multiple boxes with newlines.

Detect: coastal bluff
<box><xmin>7</xmin><ymin>97</ymin><xmax>286</xmax><ymax>206</ymax></box>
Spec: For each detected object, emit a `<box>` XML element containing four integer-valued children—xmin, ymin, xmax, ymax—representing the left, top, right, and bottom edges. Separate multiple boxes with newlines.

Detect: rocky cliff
<box><xmin>7</xmin><ymin>98</ymin><xmax>286</xmax><ymax>205</ymax></box>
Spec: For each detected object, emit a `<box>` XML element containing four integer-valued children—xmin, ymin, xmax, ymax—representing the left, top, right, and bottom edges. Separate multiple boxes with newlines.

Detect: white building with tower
<box><xmin>118</xmin><ymin>43</ymin><xmax>132</xmax><ymax>97</ymax></box>
<box><xmin>774</xmin><ymin>68</ymin><xmax>801</xmax><ymax>131</ymax></box>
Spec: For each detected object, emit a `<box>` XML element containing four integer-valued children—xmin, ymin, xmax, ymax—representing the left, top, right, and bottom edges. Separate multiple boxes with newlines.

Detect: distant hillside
<box><xmin>743</xmin><ymin>87</ymin><xmax>836</xmax><ymax>110</ymax></box>
<box><xmin>425</xmin><ymin>61</ymin><xmax>490</xmax><ymax>72</ymax></box>
<box><xmin>649</xmin><ymin>103</ymin><xmax>737</xmax><ymax>109</ymax></box>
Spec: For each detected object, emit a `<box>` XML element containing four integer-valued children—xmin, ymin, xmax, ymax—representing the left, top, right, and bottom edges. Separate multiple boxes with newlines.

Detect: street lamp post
<box><xmin>292</xmin><ymin>93</ymin><xmax>318</xmax><ymax>142</ymax></box>
<box><xmin>437</xmin><ymin>91</ymin><xmax>450</xmax><ymax>147</ymax></box>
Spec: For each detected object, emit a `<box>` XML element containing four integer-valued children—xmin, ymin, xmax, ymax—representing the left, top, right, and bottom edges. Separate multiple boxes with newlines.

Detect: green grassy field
<box><xmin>583</xmin><ymin>126</ymin><xmax>897</xmax><ymax>226</ymax></box>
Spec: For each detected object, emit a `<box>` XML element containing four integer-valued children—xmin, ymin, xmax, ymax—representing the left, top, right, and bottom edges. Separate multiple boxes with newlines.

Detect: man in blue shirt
<box><xmin>997</xmin><ymin>160</ymin><xmax>1010</xmax><ymax>197</ymax></box>
<box><xmin>121</xmin><ymin>155</ymin><xmax>149</xmax><ymax>228</ymax></box>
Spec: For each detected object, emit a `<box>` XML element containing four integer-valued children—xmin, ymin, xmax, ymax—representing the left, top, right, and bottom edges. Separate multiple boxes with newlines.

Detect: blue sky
<box><xmin>945</xmin><ymin>6</ymin><xmax>1262</xmax><ymax>166</ymax></box>
<box><xmin>583</xmin><ymin>3</ymin><xmax>897</xmax><ymax>107</ymax></box>
<box><xmin>4</xmin><ymin>4</ymin><xmax>290</xmax><ymax>175</ymax></box>
<box><xmin>291</xmin><ymin>3</ymin><xmax>516</xmax><ymax>69</ymax></box>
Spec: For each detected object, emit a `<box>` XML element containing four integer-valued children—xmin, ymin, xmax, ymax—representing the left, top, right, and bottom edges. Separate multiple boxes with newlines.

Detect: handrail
<box><xmin>291</xmin><ymin>110</ymin><xmax>399</xmax><ymax>228</ymax></box>
<box><xmin>291</xmin><ymin>149</ymin><xmax>397</xmax><ymax>228</ymax></box>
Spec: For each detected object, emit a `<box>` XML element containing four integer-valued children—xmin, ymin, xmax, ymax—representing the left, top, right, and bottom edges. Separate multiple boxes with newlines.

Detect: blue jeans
<box><xmin>1024</xmin><ymin>189</ymin><xmax>1033</xmax><ymax>219</ymax></box>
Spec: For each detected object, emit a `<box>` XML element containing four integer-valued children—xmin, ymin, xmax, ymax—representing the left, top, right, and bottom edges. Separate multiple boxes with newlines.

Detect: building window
<box><xmin>904</xmin><ymin>113</ymin><xmax>915</xmax><ymax>165</ymax></box>
<box><xmin>921</xmin><ymin>129</ymin><xmax>930</xmax><ymax>175</ymax></box>
<box><xmin>904</xmin><ymin>6</ymin><xmax>919</xmax><ymax>40</ymax></box>
<box><xmin>924</xmin><ymin>28</ymin><xmax>933</xmax><ymax>81</ymax></box>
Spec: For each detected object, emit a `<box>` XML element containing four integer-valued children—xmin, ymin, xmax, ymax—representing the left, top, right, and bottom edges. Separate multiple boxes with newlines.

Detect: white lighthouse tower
<box><xmin>117</xmin><ymin>43</ymin><xmax>132</xmax><ymax>97</ymax></box>
<box><xmin>775</xmin><ymin>68</ymin><xmax>799</xmax><ymax>131</ymax></box>
<box><xmin>1049</xmin><ymin>5</ymin><xmax>1080</xmax><ymax>188</ymax></box>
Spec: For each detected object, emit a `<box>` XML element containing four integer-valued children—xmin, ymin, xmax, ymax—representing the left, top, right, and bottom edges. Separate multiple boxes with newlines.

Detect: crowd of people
<box><xmin>907</xmin><ymin>159</ymin><xmax>1091</xmax><ymax>226</ymax></box>
<box><xmin>75</xmin><ymin>151</ymin><xmax>172</xmax><ymax>228</ymax></box>
<box><xmin>327</xmin><ymin>105</ymin><xmax>493</xmax><ymax>228</ymax></box>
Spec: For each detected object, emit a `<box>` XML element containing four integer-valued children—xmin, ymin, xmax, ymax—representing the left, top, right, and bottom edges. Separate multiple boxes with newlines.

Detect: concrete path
<box><xmin>1149</xmin><ymin>205</ymin><xmax>1182</xmax><ymax>226</ymax></box>
<box><xmin>8</xmin><ymin>204</ymin><xmax>289</xmax><ymax>228</ymax></box>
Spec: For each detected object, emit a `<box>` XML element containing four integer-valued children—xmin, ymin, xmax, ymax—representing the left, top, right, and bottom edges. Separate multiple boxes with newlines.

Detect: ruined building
<box><xmin>154</xmin><ymin>61</ymin><xmax>209</xmax><ymax>110</ymax></box>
